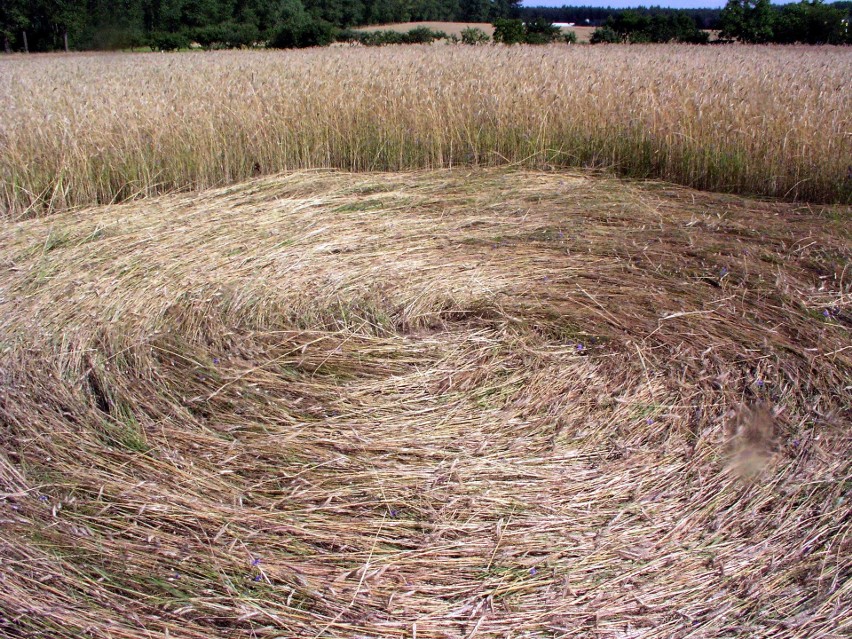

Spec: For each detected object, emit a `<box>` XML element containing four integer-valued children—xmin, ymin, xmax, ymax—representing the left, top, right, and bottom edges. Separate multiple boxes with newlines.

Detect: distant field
<box><xmin>1</xmin><ymin>167</ymin><xmax>849</xmax><ymax>637</ymax></box>
<box><xmin>355</xmin><ymin>21</ymin><xmax>496</xmax><ymax>37</ymax></box>
<box><xmin>354</xmin><ymin>21</ymin><xmax>596</xmax><ymax>42</ymax></box>
<box><xmin>1</xmin><ymin>45</ymin><xmax>850</xmax><ymax>218</ymax></box>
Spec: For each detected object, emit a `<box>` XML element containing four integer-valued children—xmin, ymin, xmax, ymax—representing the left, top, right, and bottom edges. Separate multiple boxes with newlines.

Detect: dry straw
<box><xmin>1</xmin><ymin>44</ymin><xmax>850</xmax><ymax>219</ymax></box>
<box><xmin>1</xmin><ymin>168</ymin><xmax>849</xmax><ymax>637</ymax></box>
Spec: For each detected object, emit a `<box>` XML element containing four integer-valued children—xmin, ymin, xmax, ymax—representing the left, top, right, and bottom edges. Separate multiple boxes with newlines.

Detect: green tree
<box><xmin>232</xmin><ymin>0</ymin><xmax>292</xmax><ymax>40</ymax></box>
<box><xmin>492</xmin><ymin>17</ymin><xmax>524</xmax><ymax>43</ymax></box>
<box><xmin>75</xmin><ymin>0</ymin><xmax>145</xmax><ymax>51</ymax></box>
<box><xmin>304</xmin><ymin>0</ymin><xmax>365</xmax><ymax>27</ymax></box>
<box><xmin>608</xmin><ymin>10</ymin><xmax>650</xmax><ymax>41</ymax></box>
<box><xmin>775</xmin><ymin>0</ymin><xmax>847</xmax><ymax>43</ymax></box>
<box><xmin>490</xmin><ymin>0</ymin><xmax>521</xmax><ymax>20</ymax></box>
<box><xmin>644</xmin><ymin>12</ymin><xmax>708</xmax><ymax>43</ymax></box>
<box><xmin>589</xmin><ymin>25</ymin><xmax>622</xmax><ymax>43</ymax></box>
<box><xmin>364</xmin><ymin>0</ymin><xmax>411</xmax><ymax>23</ymax></box>
<box><xmin>523</xmin><ymin>17</ymin><xmax>560</xmax><ymax>44</ymax></box>
<box><xmin>270</xmin><ymin>0</ymin><xmax>336</xmax><ymax>48</ymax></box>
<box><xmin>719</xmin><ymin>0</ymin><xmax>775</xmax><ymax>43</ymax></box>
<box><xmin>459</xmin><ymin>0</ymin><xmax>490</xmax><ymax>22</ymax></box>
<box><xmin>37</xmin><ymin>0</ymin><xmax>87</xmax><ymax>51</ymax></box>
<box><xmin>0</xmin><ymin>0</ymin><xmax>29</xmax><ymax>52</ymax></box>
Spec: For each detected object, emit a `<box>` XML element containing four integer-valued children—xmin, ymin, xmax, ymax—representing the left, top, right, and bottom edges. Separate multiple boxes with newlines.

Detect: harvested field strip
<box><xmin>0</xmin><ymin>168</ymin><xmax>850</xmax><ymax>637</ymax></box>
<box><xmin>353</xmin><ymin>22</ymin><xmax>597</xmax><ymax>42</ymax></box>
<box><xmin>354</xmin><ymin>21</ymin><xmax>498</xmax><ymax>37</ymax></box>
<box><xmin>1</xmin><ymin>45</ymin><xmax>850</xmax><ymax>220</ymax></box>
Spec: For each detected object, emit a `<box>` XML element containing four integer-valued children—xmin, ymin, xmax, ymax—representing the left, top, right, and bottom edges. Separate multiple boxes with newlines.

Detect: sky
<box><xmin>521</xmin><ymin>0</ymin><xmax>798</xmax><ymax>7</ymax></box>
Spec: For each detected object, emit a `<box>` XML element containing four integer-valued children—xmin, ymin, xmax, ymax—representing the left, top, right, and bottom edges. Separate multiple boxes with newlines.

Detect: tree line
<box><xmin>585</xmin><ymin>1</ymin><xmax>850</xmax><ymax>45</ymax></box>
<box><xmin>719</xmin><ymin>0</ymin><xmax>850</xmax><ymax>44</ymax></box>
<box><xmin>589</xmin><ymin>10</ymin><xmax>711</xmax><ymax>43</ymax></box>
<box><xmin>518</xmin><ymin>5</ymin><xmax>724</xmax><ymax>30</ymax></box>
<box><xmin>1</xmin><ymin>0</ymin><xmax>522</xmax><ymax>52</ymax></box>
<box><xmin>2</xmin><ymin>0</ymin><xmax>849</xmax><ymax>52</ymax></box>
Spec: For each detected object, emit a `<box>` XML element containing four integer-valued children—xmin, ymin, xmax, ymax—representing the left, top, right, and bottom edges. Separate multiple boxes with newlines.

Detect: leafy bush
<box><xmin>336</xmin><ymin>27</ymin><xmax>448</xmax><ymax>46</ymax></box>
<box><xmin>680</xmin><ymin>29</ymin><xmax>710</xmax><ymax>44</ymax></box>
<box><xmin>590</xmin><ymin>26</ymin><xmax>622</xmax><ymax>43</ymax></box>
<box><xmin>403</xmin><ymin>27</ymin><xmax>448</xmax><ymax>43</ymax></box>
<box><xmin>148</xmin><ymin>31</ymin><xmax>190</xmax><ymax>51</ymax></box>
<box><xmin>380</xmin><ymin>31</ymin><xmax>406</xmax><ymax>44</ymax></box>
<box><xmin>193</xmin><ymin>22</ymin><xmax>259</xmax><ymax>49</ymax></box>
<box><xmin>563</xmin><ymin>30</ymin><xmax>578</xmax><ymax>44</ymax></box>
<box><xmin>338</xmin><ymin>30</ymin><xmax>365</xmax><ymax>44</ymax></box>
<box><xmin>493</xmin><ymin>17</ymin><xmax>564</xmax><ymax>45</ymax></box>
<box><xmin>84</xmin><ymin>27</ymin><xmax>146</xmax><ymax>51</ymax></box>
<box><xmin>492</xmin><ymin>18</ymin><xmax>525</xmax><ymax>44</ymax></box>
<box><xmin>461</xmin><ymin>27</ymin><xmax>490</xmax><ymax>44</ymax></box>
<box><xmin>270</xmin><ymin>15</ymin><xmax>336</xmax><ymax>49</ymax></box>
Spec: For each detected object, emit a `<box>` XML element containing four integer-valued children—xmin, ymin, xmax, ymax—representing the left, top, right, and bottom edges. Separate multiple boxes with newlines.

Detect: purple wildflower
<box><xmin>756</xmin><ymin>379</ymin><xmax>764</xmax><ymax>388</ymax></box>
<box><xmin>213</xmin><ymin>357</ymin><xmax>220</xmax><ymax>365</ymax></box>
<box><xmin>529</xmin><ymin>567</ymin><xmax>537</xmax><ymax>576</ymax></box>
<box><xmin>253</xmin><ymin>575</ymin><xmax>262</xmax><ymax>582</ymax></box>
<box><xmin>38</xmin><ymin>495</ymin><xmax>48</xmax><ymax>502</ymax></box>
<box><xmin>576</xmin><ymin>343</ymin><xmax>584</xmax><ymax>351</ymax></box>
<box><xmin>251</xmin><ymin>557</ymin><xmax>261</xmax><ymax>567</ymax></box>
<box><xmin>823</xmin><ymin>309</ymin><xmax>830</xmax><ymax>318</ymax></box>
<box><xmin>646</xmin><ymin>418</ymin><xmax>654</xmax><ymax>425</ymax></box>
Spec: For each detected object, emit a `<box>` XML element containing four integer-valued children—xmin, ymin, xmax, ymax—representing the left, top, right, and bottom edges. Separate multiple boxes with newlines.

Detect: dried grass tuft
<box><xmin>0</xmin><ymin>168</ymin><xmax>850</xmax><ymax>637</ymax></box>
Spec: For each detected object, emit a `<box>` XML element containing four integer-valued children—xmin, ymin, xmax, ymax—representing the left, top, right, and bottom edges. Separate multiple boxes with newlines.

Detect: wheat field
<box><xmin>1</xmin><ymin>42</ymin><xmax>851</xmax><ymax>638</ymax></box>
<box><xmin>1</xmin><ymin>44</ymin><xmax>850</xmax><ymax>219</ymax></box>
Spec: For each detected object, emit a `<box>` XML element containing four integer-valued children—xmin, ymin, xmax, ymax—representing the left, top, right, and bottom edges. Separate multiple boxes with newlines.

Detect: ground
<box><xmin>0</xmin><ymin>168</ymin><xmax>849</xmax><ymax>638</ymax></box>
